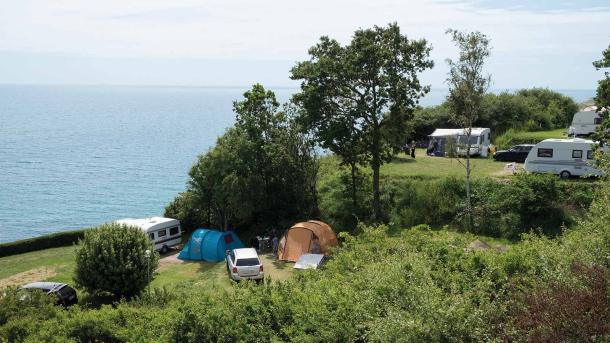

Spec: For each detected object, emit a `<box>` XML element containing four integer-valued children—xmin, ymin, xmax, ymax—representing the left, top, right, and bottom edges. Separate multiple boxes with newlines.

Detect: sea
<box><xmin>0</xmin><ymin>85</ymin><xmax>595</xmax><ymax>243</ymax></box>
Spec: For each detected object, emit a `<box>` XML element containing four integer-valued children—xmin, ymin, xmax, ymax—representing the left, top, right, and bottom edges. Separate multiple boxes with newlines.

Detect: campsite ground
<box><xmin>0</xmin><ymin>246</ymin><xmax>294</xmax><ymax>292</ymax></box>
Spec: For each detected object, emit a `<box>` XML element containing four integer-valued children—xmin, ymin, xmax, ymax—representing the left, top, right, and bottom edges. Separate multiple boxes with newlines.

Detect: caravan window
<box><xmin>572</xmin><ymin>150</ymin><xmax>583</xmax><ymax>158</ymax></box>
<box><xmin>148</xmin><ymin>233</ymin><xmax>154</xmax><ymax>240</ymax></box>
<box><xmin>157</xmin><ymin>229</ymin><xmax>167</xmax><ymax>237</ymax></box>
<box><xmin>537</xmin><ymin>148</ymin><xmax>553</xmax><ymax>158</ymax></box>
<box><xmin>169</xmin><ymin>227</ymin><xmax>179</xmax><ymax>236</ymax></box>
<box><xmin>587</xmin><ymin>150</ymin><xmax>594</xmax><ymax>160</ymax></box>
<box><xmin>594</xmin><ymin>117</ymin><xmax>602</xmax><ymax>125</ymax></box>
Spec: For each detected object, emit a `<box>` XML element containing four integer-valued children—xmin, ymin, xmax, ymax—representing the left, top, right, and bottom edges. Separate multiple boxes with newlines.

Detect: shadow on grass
<box><xmin>392</xmin><ymin>156</ymin><xmax>417</xmax><ymax>164</ymax></box>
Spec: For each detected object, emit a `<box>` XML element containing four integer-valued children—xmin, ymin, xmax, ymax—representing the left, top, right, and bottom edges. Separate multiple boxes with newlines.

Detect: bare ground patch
<box><xmin>157</xmin><ymin>250</ymin><xmax>184</xmax><ymax>272</ymax></box>
<box><xmin>0</xmin><ymin>266</ymin><xmax>58</xmax><ymax>288</ymax></box>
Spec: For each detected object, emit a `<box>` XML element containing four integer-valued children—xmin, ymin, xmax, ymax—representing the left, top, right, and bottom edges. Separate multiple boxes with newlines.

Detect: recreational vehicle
<box><xmin>427</xmin><ymin>127</ymin><xmax>491</xmax><ymax>157</ymax></box>
<box><xmin>115</xmin><ymin>217</ymin><xmax>182</xmax><ymax>253</ymax></box>
<box><xmin>524</xmin><ymin>138</ymin><xmax>604</xmax><ymax>178</ymax></box>
<box><xmin>568</xmin><ymin>106</ymin><xmax>603</xmax><ymax>137</ymax></box>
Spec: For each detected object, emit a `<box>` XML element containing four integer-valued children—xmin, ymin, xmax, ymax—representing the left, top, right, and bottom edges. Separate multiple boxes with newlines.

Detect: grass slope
<box><xmin>0</xmin><ymin>247</ymin><xmax>293</xmax><ymax>292</ymax></box>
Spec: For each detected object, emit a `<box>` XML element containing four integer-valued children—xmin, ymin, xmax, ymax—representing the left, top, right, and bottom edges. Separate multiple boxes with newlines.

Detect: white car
<box><xmin>225</xmin><ymin>248</ymin><xmax>264</xmax><ymax>282</ymax></box>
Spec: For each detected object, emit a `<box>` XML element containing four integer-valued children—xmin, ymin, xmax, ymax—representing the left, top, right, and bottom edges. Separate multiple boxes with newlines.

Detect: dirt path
<box><xmin>157</xmin><ymin>249</ymin><xmax>184</xmax><ymax>272</ymax></box>
<box><xmin>0</xmin><ymin>266</ymin><xmax>58</xmax><ymax>288</ymax></box>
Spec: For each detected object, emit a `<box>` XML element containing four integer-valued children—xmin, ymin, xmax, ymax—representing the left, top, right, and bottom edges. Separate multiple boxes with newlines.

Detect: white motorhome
<box><xmin>568</xmin><ymin>106</ymin><xmax>603</xmax><ymax>137</ymax></box>
<box><xmin>115</xmin><ymin>217</ymin><xmax>182</xmax><ymax>253</ymax></box>
<box><xmin>524</xmin><ymin>138</ymin><xmax>604</xmax><ymax>178</ymax></box>
<box><xmin>427</xmin><ymin>127</ymin><xmax>491</xmax><ymax>157</ymax></box>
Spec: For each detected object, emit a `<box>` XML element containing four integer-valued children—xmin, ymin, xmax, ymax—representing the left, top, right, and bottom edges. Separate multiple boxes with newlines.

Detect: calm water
<box><xmin>0</xmin><ymin>85</ymin><xmax>594</xmax><ymax>243</ymax></box>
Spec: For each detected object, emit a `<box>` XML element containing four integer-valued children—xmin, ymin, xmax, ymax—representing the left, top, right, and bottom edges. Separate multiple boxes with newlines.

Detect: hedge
<box><xmin>0</xmin><ymin>229</ymin><xmax>87</xmax><ymax>258</ymax></box>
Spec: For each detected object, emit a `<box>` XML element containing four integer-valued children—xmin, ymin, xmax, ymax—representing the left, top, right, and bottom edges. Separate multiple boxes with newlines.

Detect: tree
<box><xmin>593</xmin><ymin>45</ymin><xmax>610</xmax><ymax>173</ymax></box>
<box><xmin>74</xmin><ymin>223</ymin><xmax>159</xmax><ymax>298</ymax></box>
<box><xmin>185</xmin><ymin>84</ymin><xmax>319</xmax><ymax>232</ymax></box>
<box><xmin>292</xmin><ymin>23</ymin><xmax>434</xmax><ymax>220</ymax></box>
<box><xmin>445</xmin><ymin>29</ymin><xmax>492</xmax><ymax>230</ymax></box>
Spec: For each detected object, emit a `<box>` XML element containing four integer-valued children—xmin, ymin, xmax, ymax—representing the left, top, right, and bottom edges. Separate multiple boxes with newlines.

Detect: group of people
<box><xmin>249</xmin><ymin>231</ymin><xmax>321</xmax><ymax>255</ymax></box>
<box><xmin>249</xmin><ymin>232</ymin><xmax>280</xmax><ymax>254</ymax></box>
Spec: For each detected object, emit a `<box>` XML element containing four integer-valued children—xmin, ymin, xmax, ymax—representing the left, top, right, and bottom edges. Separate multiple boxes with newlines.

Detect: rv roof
<box><xmin>115</xmin><ymin>217</ymin><xmax>178</xmax><ymax>231</ymax></box>
<box><xmin>429</xmin><ymin>127</ymin><xmax>489</xmax><ymax>137</ymax></box>
<box><xmin>541</xmin><ymin>138</ymin><xmax>595</xmax><ymax>144</ymax></box>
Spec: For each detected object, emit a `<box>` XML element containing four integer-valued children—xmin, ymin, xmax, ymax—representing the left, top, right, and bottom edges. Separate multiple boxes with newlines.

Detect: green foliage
<box><xmin>517</xmin><ymin>88</ymin><xmax>579</xmax><ymax>128</ymax></box>
<box><xmin>180</xmin><ymin>84</ymin><xmax>318</xmax><ymax>233</ymax></box>
<box><xmin>164</xmin><ymin>191</ymin><xmax>207</xmax><ymax>234</ymax></box>
<box><xmin>493</xmin><ymin>128</ymin><xmax>565</xmax><ymax>149</ymax></box>
<box><xmin>411</xmin><ymin>90</ymin><xmax>577</xmax><ymax>142</ymax></box>
<box><xmin>0</xmin><ymin>229</ymin><xmax>85</xmax><ymax>258</ymax></box>
<box><xmin>292</xmin><ymin>22</ymin><xmax>434</xmax><ymax>220</ymax></box>
<box><xmin>73</xmin><ymin>223</ymin><xmax>159</xmax><ymax>298</ymax></box>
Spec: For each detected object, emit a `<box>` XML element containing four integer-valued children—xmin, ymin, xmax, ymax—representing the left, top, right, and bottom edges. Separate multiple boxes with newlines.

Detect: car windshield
<box><xmin>55</xmin><ymin>286</ymin><xmax>74</xmax><ymax>298</ymax></box>
<box><xmin>236</xmin><ymin>258</ymin><xmax>260</xmax><ymax>266</ymax></box>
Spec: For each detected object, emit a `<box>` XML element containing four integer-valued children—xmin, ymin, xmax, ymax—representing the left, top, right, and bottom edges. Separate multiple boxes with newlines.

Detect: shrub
<box><xmin>509</xmin><ymin>263</ymin><xmax>610</xmax><ymax>342</ymax></box>
<box><xmin>0</xmin><ymin>229</ymin><xmax>86</xmax><ymax>258</ymax></box>
<box><xmin>73</xmin><ymin>223</ymin><xmax>159</xmax><ymax>298</ymax></box>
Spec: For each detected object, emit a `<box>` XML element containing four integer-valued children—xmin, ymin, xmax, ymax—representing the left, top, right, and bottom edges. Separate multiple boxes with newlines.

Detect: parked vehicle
<box><xmin>493</xmin><ymin>144</ymin><xmax>534</xmax><ymax>163</ymax></box>
<box><xmin>427</xmin><ymin>127</ymin><xmax>491</xmax><ymax>157</ymax></box>
<box><xmin>225</xmin><ymin>248</ymin><xmax>264</xmax><ymax>282</ymax></box>
<box><xmin>115</xmin><ymin>217</ymin><xmax>182</xmax><ymax>254</ymax></box>
<box><xmin>21</xmin><ymin>282</ymin><xmax>78</xmax><ymax>306</ymax></box>
<box><xmin>568</xmin><ymin>106</ymin><xmax>603</xmax><ymax>137</ymax></box>
<box><xmin>524</xmin><ymin>138</ymin><xmax>605</xmax><ymax>178</ymax></box>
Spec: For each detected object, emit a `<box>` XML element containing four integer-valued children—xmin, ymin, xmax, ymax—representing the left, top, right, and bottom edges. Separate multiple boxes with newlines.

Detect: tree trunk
<box><xmin>350</xmin><ymin>162</ymin><xmax>358</xmax><ymax>210</ymax></box>
<box><xmin>372</xmin><ymin>156</ymin><xmax>382</xmax><ymax>221</ymax></box>
<box><xmin>465</xmin><ymin>132</ymin><xmax>473</xmax><ymax>231</ymax></box>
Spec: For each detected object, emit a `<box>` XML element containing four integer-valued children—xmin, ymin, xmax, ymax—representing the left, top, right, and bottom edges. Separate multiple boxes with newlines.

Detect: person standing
<box><xmin>272</xmin><ymin>235</ymin><xmax>279</xmax><ymax>255</ymax></box>
<box><xmin>410</xmin><ymin>140</ymin><xmax>416</xmax><ymax>159</ymax></box>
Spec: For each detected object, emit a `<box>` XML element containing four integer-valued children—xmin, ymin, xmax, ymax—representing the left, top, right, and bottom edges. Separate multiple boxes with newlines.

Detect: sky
<box><xmin>0</xmin><ymin>0</ymin><xmax>609</xmax><ymax>89</ymax></box>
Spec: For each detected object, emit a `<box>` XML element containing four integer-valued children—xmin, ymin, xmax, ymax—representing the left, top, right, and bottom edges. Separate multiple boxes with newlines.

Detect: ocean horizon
<box><xmin>0</xmin><ymin>84</ymin><xmax>596</xmax><ymax>243</ymax></box>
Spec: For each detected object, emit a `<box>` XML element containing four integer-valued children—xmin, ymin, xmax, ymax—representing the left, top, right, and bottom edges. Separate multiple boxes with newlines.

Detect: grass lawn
<box><xmin>381</xmin><ymin>150</ymin><xmax>512</xmax><ymax>179</ymax></box>
<box><xmin>320</xmin><ymin>149</ymin><xmax>514</xmax><ymax>182</ymax></box>
<box><xmin>0</xmin><ymin>247</ymin><xmax>294</xmax><ymax>291</ymax></box>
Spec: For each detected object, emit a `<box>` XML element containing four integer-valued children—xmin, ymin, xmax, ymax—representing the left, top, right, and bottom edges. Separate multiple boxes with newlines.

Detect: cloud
<box><xmin>436</xmin><ymin>0</ymin><xmax>610</xmax><ymax>12</ymax></box>
<box><xmin>0</xmin><ymin>0</ymin><xmax>608</xmax><ymax>88</ymax></box>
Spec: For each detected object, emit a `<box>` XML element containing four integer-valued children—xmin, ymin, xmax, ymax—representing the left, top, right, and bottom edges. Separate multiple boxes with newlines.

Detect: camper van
<box><xmin>568</xmin><ymin>106</ymin><xmax>603</xmax><ymax>137</ymax></box>
<box><xmin>115</xmin><ymin>217</ymin><xmax>182</xmax><ymax>253</ymax></box>
<box><xmin>427</xmin><ymin>127</ymin><xmax>491</xmax><ymax>157</ymax></box>
<box><xmin>524</xmin><ymin>138</ymin><xmax>604</xmax><ymax>178</ymax></box>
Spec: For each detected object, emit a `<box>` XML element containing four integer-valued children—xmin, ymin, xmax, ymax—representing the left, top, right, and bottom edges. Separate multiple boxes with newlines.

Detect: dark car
<box><xmin>21</xmin><ymin>282</ymin><xmax>78</xmax><ymax>306</ymax></box>
<box><xmin>493</xmin><ymin>144</ymin><xmax>534</xmax><ymax>163</ymax></box>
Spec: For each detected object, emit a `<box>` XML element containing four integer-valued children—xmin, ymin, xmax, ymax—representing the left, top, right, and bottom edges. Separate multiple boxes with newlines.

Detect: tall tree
<box><xmin>445</xmin><ymin>29</ymin><xmax>492</xmax><ymax>230</ymax></box>
<box><xmin>292</xmin><ymin>23</ymin><xmax>434</xmax><ymax>220</ymax></box>
<box><xmin>593</xmin><ymin>44</ymin><xmax>610</xmax><ymax>172</ymax></box>
<box><xmin>185</xmin><ymin>84</ymin><xmax>319</xmax><ymax>231</ymax></box>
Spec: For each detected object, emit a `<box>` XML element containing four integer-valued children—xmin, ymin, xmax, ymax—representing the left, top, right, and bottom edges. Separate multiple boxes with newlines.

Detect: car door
<box><xmin>226</xmin><ymin>251</ymin><xmax>235</xmax><ymax>271</ymax></box>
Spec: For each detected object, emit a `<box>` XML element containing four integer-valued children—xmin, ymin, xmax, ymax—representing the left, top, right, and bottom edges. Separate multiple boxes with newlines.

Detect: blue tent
<box><xmin>178</xmin><ymin>228</ymin><xmax>244</xmax><ymax>262</ymax></box>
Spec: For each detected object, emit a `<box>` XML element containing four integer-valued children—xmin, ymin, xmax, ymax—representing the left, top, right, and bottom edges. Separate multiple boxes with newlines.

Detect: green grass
<box><xmin>381</xmin><ymin>150</ymin><xmax>510</xmax><ymax>179</ymax></box>
<box><xmin>0</xmin><ymin>247</ymin><xmax>294</xmax><ymax>292</ymax></box>
<box><xmin>510</xmin><ymin>128</ymin><xmax>567</xmax><ymax>140</ymax></box>
<box><xmin>319</xmin><ymin>149</ymin><xmax>513</xmax><ymax>182</ymax></box>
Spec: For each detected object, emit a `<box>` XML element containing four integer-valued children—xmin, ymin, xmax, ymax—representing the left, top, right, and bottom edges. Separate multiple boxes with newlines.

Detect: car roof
<box><xmin>21</xmin><ymin>282</ymin><xmax>67</xmax><ymax>292</ymax></box>
<box><xmin>516</xmin><ymin>144</ymin><xmax>534</xmax><ymax>147</ymax></box>
<box><xmin>233</xmin><ymin>248</ymin><xmax>259</xmax><ymax>259</ymax></box>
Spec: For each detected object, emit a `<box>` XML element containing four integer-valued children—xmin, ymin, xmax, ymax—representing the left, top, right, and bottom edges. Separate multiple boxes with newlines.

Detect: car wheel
<box><xmin>560</xmin><ymin>171</ymin><xmax>571</xmax><ymax>179</ymax></box>
<box><xmin>161</xmin><ymin>245</ymin><xmax>168</xmax><ymax>254</ymax></box>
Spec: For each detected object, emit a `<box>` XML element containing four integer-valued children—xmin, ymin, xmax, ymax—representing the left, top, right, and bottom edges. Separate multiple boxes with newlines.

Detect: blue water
<box><xmin>0</xmin><ymin>85</ymin><xmax>595</xmax><ymax>243</ymax></box>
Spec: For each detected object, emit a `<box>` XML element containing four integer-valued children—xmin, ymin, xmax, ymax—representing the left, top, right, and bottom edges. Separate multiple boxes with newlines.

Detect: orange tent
<box><xmin>277</xmin><ymin>220</ymin><xmax>338</xmax><ymax>262</ymax></box>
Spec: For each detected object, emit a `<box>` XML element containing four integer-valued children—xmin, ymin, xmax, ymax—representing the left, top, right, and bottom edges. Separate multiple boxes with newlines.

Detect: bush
<box><xmin>509</xmin><ymin>263</ymin><xmax>610</xmax><ymax>342</ymax></box>
<box><xmin>0</xmin><ymin>229</ymin><xmax>86</xmax><ymax>258</ymax></box>
<box><xmin>73</xmin><ymin>223</ymin><xmax>159</xmax><ymax>298</ymax></box>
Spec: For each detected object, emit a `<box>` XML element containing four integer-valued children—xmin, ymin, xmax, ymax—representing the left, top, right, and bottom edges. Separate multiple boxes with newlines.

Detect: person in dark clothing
<box><xmin>410</xmin><ymin>140</ymin><xmax>416</xmax><ymax>158</ymax></box>
<box><xmin>250</xmin><ymin>236</ymin><xmax>259</xmax><ymax>251</ymax></box>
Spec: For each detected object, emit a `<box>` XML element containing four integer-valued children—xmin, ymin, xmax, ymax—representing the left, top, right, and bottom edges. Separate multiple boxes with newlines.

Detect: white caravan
<box><xmin>524</xmin><ymin>138</ymin><xmax>604</xmax><ymax>178</ymax></box>
<box><xmin>427</xmin><ymin>127</ymin><xmax>491</xmax><ymax>157</ymax></box>
<box><xmin>115</xmin><ymin>217</ymin><xmax>182</xmax><ymax>253</ymax></box>
<box><xmin>568</xmin><ymin>106</ymin><xmax>603</xmax><ymax>137</ymax></box>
